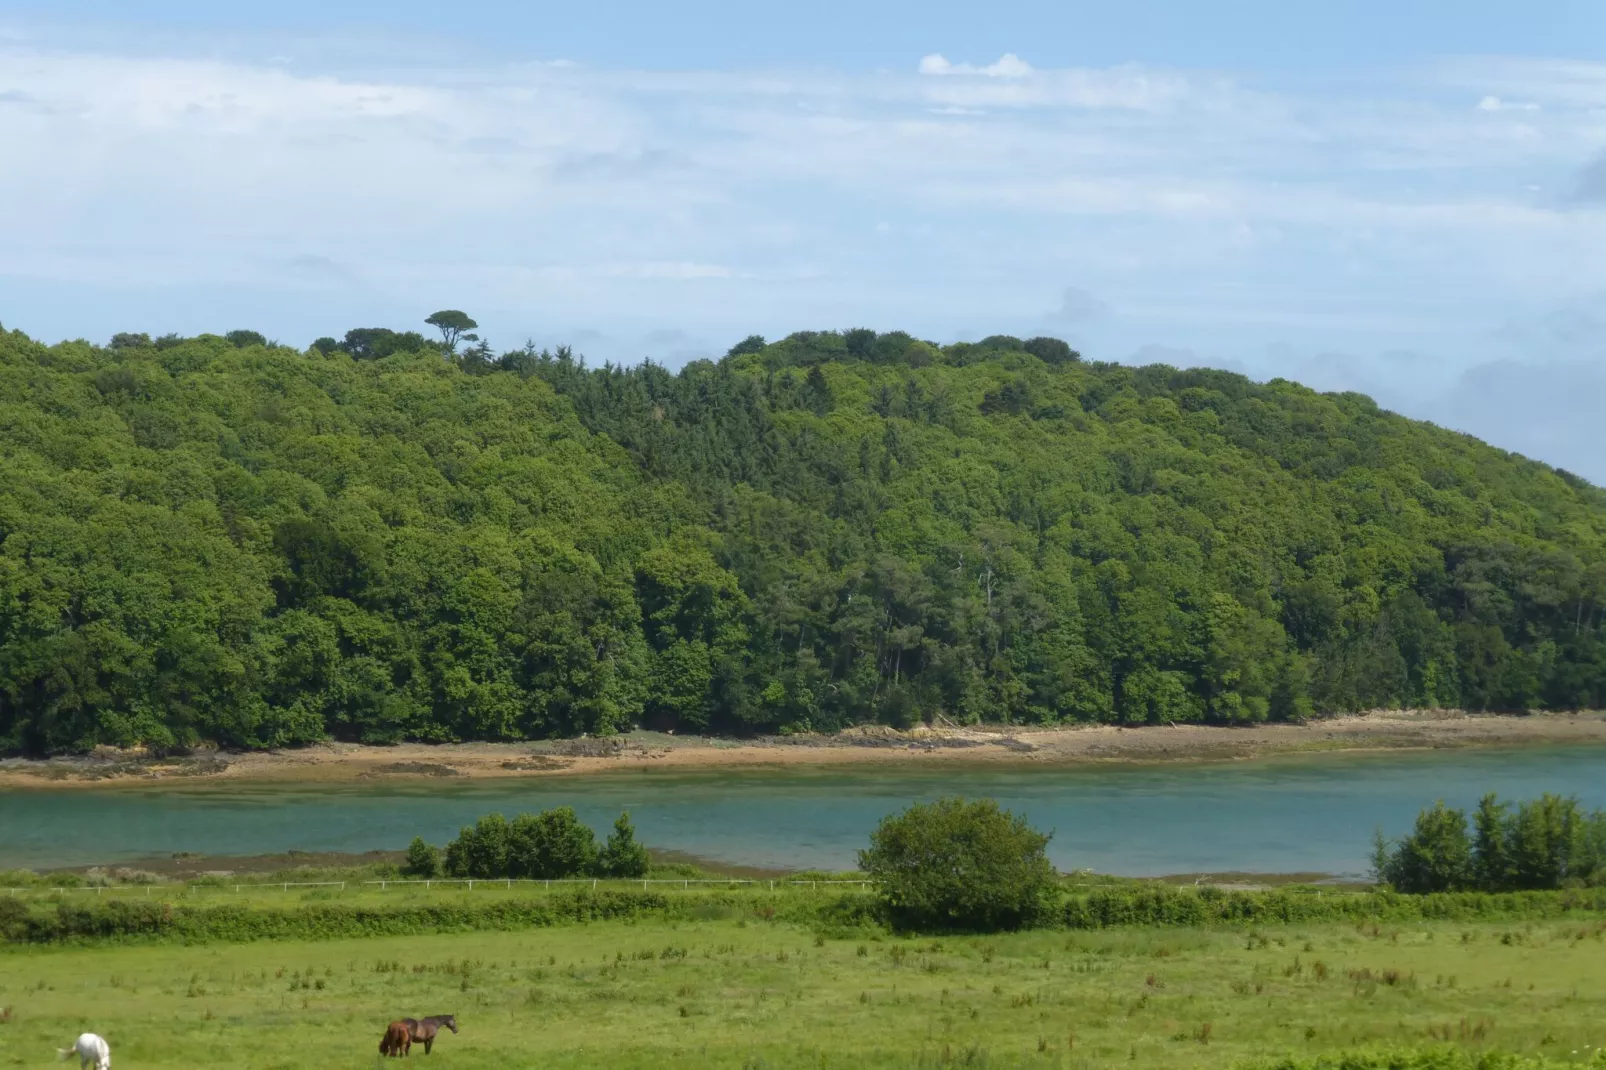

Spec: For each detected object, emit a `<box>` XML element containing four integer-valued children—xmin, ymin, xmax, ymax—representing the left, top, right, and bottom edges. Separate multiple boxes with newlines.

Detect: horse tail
<box><xmin>57</xmin><ymin>1050</ymin><xmax>73</xmax><ymax>1062</ymax></box>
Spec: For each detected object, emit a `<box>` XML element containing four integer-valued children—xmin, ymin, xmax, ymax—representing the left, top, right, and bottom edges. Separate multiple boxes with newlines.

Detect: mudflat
<box><xmin>3</xmin><ymin>710</ymin><xmax>1605</xmax><ymax>789</ymax></box>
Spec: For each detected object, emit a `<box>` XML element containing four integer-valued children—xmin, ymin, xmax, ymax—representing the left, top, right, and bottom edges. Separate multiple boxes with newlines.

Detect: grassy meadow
<box><xmin>3</xmin><ymin>911</ymin><xmax>1605</xmax><ymax>1068</ymax></box>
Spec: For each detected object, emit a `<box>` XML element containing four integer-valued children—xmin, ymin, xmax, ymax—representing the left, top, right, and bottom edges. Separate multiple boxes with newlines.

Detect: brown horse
<box><xmin>378</xmin><ymin>1021</ymin><xmax>412</xmax><ymax>1057</ymax></box>
<box><xmin>401</xmin><ymin>1014</ymin><xmax>458</xmax><ymax>1054</ymax></box>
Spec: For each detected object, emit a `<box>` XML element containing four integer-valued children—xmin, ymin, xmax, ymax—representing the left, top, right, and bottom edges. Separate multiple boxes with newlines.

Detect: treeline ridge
<box><xmin>1</xmin><ymin>321</ymin><xmax>1604</xmax><ymax>753</ymax></box>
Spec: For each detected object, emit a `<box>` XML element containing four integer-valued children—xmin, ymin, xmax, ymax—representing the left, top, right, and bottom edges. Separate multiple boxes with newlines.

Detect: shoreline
<box><xmin>3</xmin><ymin>710</ymin><xmax>1605</xmax><ymax>790</ymax></box>
<box><xmin>32</xmin><ymin>852</ymin><xmax>1361</xmax><ymax>891</ymax></box>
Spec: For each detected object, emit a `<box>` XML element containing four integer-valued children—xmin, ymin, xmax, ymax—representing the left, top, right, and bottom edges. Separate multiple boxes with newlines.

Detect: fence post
<box><xmin>592</xmin><ymin>879</ymin><xmax>597</xmax><ymax>891</ymax></box>
<box><xmin>468</xmin><ymin>880</ymin><xmax>474</xmax><ymax>891</ymax></box>
<box><xmin>426</xmin><ymin>880</ymin><xmax>431</xmax><ymax>890</ymax></box>
<box><xmin>506</xmin><ymin>879</ymin><xmax>511</xmax><ymax>889</ymax></box>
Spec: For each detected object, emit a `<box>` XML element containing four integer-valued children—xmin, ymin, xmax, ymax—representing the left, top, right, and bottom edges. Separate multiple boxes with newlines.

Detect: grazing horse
<box><xmin>57</xmin><ymin>1034</ymin><xmax>111</xmax><ymax>1070</ymax></box>
<box><xmin>378</xmin><ymin>1021</ymin><xmax>412</xmax><ymax>1057</ymax></box>
<box><xmin>402</xmin><ymin>1014</ymin><xmax>459</xmax><ymax>1054</ymax></box>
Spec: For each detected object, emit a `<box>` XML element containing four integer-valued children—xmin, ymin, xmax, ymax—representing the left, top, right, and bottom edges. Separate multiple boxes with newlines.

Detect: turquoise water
<box><xmin>3</xmin><ymin>746</ymin><xmax>1605</xmax><ymax>876</ymax></box>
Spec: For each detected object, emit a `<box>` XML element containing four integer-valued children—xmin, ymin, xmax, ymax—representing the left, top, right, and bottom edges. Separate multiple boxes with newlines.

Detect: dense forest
<box><xmin>2</xmin><ymin>319</ymin><xmax>1604</xmax><ymax>754</ymax></box>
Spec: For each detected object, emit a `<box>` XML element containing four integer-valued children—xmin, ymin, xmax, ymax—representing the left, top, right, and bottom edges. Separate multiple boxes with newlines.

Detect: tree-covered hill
<box><xmin>1</xmin><ymin>325</ymin><xmax>1603</xmax><ymax>754</ymax></box>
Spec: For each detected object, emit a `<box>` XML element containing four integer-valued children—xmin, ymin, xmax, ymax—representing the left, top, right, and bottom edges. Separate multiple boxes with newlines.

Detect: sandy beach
<box><xmin>3</xmin><ymin>710</ymin><xmax>1605</xmax><ymax>790</ymax></box>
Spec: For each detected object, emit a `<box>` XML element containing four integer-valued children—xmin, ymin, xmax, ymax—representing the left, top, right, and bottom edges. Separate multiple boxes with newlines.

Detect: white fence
<box><xmin>365</xmin><ymin>878</ymin><xmax>873</xmax><ymax>891</ymax></box>
<box><xmin>3</xmin><ymin>877</ymin><xmax>876</xmax><ymax>899</ymax></box>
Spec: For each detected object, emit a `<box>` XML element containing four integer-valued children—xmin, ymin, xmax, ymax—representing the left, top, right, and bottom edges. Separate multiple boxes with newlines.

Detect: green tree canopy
<box><xmin>2</xmin><ymin>325</ymin><xmax>1605</xmax><ymax>754</ymax></box>
<box><xmin>425</xmin><ymin>310</ymin><xmax>479</xmax><ymax>352</ymax></box>
<box><xmin>597</xmin><ymin>811</ymin><xmax>650</xmax><ymax>878</ymax></box>
<box><xmin>404</xmin><ymin>836</ymin><xmax>444</xmax><ymax>878</ymax></box>
<box><xmin>1375</xmin><ymin>793</ymin><xmax>1605</xmax><ymax>892</ymax></box>
<box><xmin>440</xmin><ymin>807</ymin><xmax>638</xmax><ymax>879</ymax></box>
<box><xmin>224</xmin><ymin>330</ymin><xmax>268</xmax><ymax>349</ymax></box>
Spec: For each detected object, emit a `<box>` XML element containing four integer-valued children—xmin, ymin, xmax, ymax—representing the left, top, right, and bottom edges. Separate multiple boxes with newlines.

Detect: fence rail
<box><xmin>5</xmin><ymin>881</ymin><xmax>352</xmax><ymax>897</ymax></box>
<box><xmin>5</xmin><ymin>877</ymin><xmax>1153</xmax><ymax>900</ymax></box>
<box><xmin>3</xmin><ymin>877</ymin><xmax>878</xmax><ymax>898</ymax></box>
<box><xmin>363</xmin><ymin>878</ymin><xmax>876</xmax><ymax>890</ymax></box>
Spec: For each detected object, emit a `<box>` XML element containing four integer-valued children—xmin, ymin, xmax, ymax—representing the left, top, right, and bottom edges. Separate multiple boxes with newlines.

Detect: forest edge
<box><xmin>2</xmin><ymin>709</ymin><xmax>1605</xmax><ymax>789</ymax></box>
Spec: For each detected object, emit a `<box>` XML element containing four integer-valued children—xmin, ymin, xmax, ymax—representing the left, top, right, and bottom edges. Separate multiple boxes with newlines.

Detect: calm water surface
<box><xmin>4</xmin><ymin>746</ymin><xmax>1605</xmax><ymax>877</ymax></box>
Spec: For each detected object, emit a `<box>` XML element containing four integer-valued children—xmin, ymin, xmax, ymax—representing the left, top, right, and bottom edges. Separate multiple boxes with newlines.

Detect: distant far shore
<box><xmin>3</xmin><ymin>709</ymin><xmax>1605</xmax><ymax>791</ymax></box>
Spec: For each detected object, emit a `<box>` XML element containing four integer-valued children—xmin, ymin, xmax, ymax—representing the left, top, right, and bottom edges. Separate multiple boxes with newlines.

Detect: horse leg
<box><xmin>424</xmin><ymin>1037</ymin><xmax>433</xmax><ymax>1054</ymax></box>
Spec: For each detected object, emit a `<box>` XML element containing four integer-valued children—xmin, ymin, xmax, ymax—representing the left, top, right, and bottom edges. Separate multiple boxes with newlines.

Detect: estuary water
<box><xmin>3</xmin><ymin>745</ymin><xmax>1605</xmax><ymax>877</ymax></box>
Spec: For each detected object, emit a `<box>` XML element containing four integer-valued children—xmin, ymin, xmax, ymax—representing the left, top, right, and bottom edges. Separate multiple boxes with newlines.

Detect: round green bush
<box><xmin>859</xmin><ymin>797</ymin><xmax>1056</xmax><ymax>932</ymax></box>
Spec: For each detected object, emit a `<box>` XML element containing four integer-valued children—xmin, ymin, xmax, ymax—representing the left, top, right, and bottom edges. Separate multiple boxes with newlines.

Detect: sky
<box><xmin>2</xmin><ymin>1</ymin><xmax>1605</xmax><ymax>479</ymax></box>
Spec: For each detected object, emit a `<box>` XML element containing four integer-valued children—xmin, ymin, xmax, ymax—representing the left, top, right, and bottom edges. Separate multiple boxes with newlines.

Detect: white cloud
<box><xmin>1</xmin><ymin>36</ymin><xmax>1605</xmax><ymax>464</ymax></box>
<box><xmin>1475</xmin><ymin>95</ymin><xmax>1540</xmax><ymax>112</ymax></box>
<box><xmin>918</xmin><ymin>53</ymin><xmax>1034</xmax><ymax>78</ymax></box>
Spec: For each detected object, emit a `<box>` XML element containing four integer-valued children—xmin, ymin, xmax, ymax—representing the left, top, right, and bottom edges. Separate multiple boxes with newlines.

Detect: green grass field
<box><xmin>3</xmin><ymin>914</ymin><xmax>1604</xmax><ymax>1068</ymax></box>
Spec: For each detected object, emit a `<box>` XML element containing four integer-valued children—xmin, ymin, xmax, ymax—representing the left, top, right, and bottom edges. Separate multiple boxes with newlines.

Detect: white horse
<box><xmin>57</xmin><ymin>1033</ymin><xmax>110</xmax><ymax>1070</ymax></box>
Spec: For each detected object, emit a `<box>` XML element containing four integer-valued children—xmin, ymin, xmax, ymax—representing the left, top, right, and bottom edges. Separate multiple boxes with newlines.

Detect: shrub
<box><xmin>1061</xmin><ymin>885</ymin><xmax>1606</xmax><ymax>929</ymax></box>
<box><xmin>444</xmin><ymin>813</ymin><xmax>512</xmax><ymax>878</ymax></box>
<box><xmin>507</xmin><ymin>808</ymin><xmax>597</xmax><ymax>879</ymax></box>
<box><xmin>597</xmin><ymin>812</ymin><xmax>650</xmax><ymax>878</ymax></box>
<box><xmin>859</xmin><ymin>797</ymin><xmax>1056</xmax><ymax>932</ymax></box>
<box><xmin>443</xmin><ymin>808</ymin><xmax>635</xmax><ymax>879</ymax></box>
<box><xmin>1504</xmin><ymin>794</ymin><xmax>1598</xmax><ymax>889</ymax></box>
<box><xmin>0</xmin><ymin>890</ymin><xmax>863</xmax><ymax>946</ymax></box>
<box><xmin>404</xmin><ymin>837</ymin><xmax>443</xmax><ymax>878</ymax></box>
<box><xmin>1377</xmin><ymin>794</ymin><xmax>1606</xmax><ymax>893</ymax></box>
<box><xmin>1373</xmin><ymin>800</ymin><xmax>1472</xmax><ymax>893</ymax></box>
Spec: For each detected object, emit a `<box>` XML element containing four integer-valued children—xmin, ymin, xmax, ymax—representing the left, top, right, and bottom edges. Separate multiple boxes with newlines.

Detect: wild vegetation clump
<box><xmin>1374</xmin><ymin>794</ymin><xmax>1606</xmax><ymax>894</ymax></box>
<box><xmin>4</xmin><ymin>320</ymin><xmax>1606</xmax><ymax>754</ymax></box>
<box><xmin>1061</xmin><ymin>884</ymin><xmax>1606</xmax><ymax>928</ymax></box>
<box><xmin>1235</xmin><ymin>1048</ymin><xmax>1606</xmax><ymax>1069</ymax></box>
<box><xmin>404</xmin><ymin>837</ymin><xmax>444</xmax><ymax>878</ymax></box>
<box><xmin>595</xmin><ymin>811</ymin><xmax>651</xmax><ymax>878</ymax></box>
<box><xmin>859</xmin><ymin>797</ymin><xmax>1057</xmax><ymax>931</ymax></box>
<box><xmin>2</xmin><ymin>875</ymin><xmax>1605</xmax><ymax>947</ymax></box>
<box><xmin>435</xmin><ymin>808</ymin><xmax>649</xmax><ymax>880</ymax></box>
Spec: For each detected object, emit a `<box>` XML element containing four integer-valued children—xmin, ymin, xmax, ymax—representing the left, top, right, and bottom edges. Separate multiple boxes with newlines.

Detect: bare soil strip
<box><xmin>3</xmin><ymin>710</ymin><xmax>1604</xmax><ymax>790</ymax></box>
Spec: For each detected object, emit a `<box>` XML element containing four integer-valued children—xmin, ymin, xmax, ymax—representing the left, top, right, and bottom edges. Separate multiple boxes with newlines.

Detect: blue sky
<box><xmin>2</xmin><ymin>1</ymin><xmax>1605</xmax><ymax>478</ymax></box>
